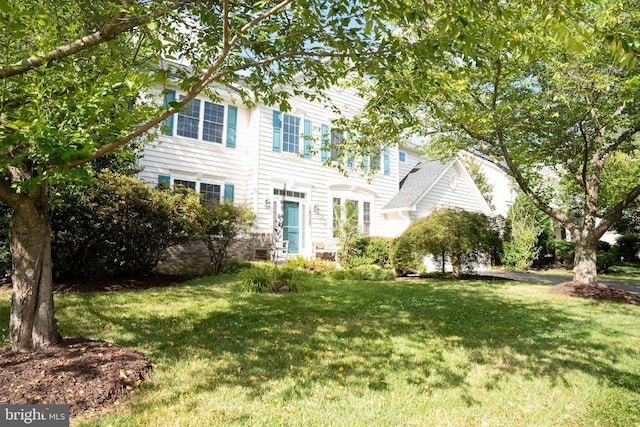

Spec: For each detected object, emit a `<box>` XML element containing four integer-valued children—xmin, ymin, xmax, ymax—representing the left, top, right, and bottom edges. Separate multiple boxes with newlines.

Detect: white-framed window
<box><xmin>332</xmin><ymin>196</ymin><xmax>374</xmax><ymax>237</ymax></box>
<box><xmin>282</xmin><ymin>113</ymin><xmax>301</xmax><ymax>153</ymax></box>
<box><xmin>330</xmin><ymin>129</ymin><xmax>343</xmax><ymax>159</ymax></box>
<box><xmin>173</xmin><ymin>178</ymin><xmax>222</xmax><ymax>204</ymax></box>
<box><xmin>176</xmin><ymin>96</ymin><xmax>226</xmax><ymax>144</ymax></box>
<box><xmin>370</xmin><ymin>145</ymin><xmax>382</xmax><ymax>171</ymax></box>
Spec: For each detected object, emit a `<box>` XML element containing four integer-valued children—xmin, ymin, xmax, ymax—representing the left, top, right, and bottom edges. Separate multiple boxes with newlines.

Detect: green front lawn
<box><xmin>601</xmin><ymin>262</ymin><xmax>640</xmax><ymax>283</ymax></box>
<box><xmin>535</xmin><ymin>262</ymin><xmax>640</xmax><ymax>284</ymax></box>
<box><xmin>1</xmin><ymin>275</ymin><xmax>639</xmax><ymax>426</ymax></box>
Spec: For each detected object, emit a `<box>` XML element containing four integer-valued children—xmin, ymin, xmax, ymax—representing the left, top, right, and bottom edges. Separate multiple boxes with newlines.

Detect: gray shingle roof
<box><xmin>382</xmin><ymin>159</ymin><xmax>454</xmax><ymax>210</ymax></box>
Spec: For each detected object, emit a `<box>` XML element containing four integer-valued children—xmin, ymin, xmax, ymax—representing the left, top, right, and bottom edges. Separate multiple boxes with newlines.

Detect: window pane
<box><xmin>332</xmin><ymin>197</ymin><xmax>341</xmax><ymax>238</ymax></box>
<box><xmin>399</xmin><ymin>151</ymin><xmax>406</xmax><ymax>162</ymax></box>
<box><xmin>330</xmin><ymin>130</ymin><xmax>343</xmax><ymax>159</ymax></box>
<box><xmin>176</xmin><ymin>98</ymin><xmax>200</xmax><ymax>139</ymax></box>
<box><xmin>371</xmin><ymin>146</ymin><xmax>381</xmax><ymax>171</ymax></box>
<box><xmin>203</xmin><ymin>102</ymin><xmax>224</xmax><ymax>143</ymax></box>
<box><xmin>363</xmin><ymin>201</ymin><xmax>371</xmax><ymax>235</ymax></box>
<box><xmin>200</xmin><ymin>183</ymin><xmax>221</xmax><ymax>204</ymax></box>
<box><xmin>174</xmin><ymin>179</ymin><xmax>196</xmax><ymax>196</ymax></box>
<box><xmin>346</xmin><ymin>199</ymin><xmax>359</xmax><ymax>228</ymax></box>
<box><xmin>282</xmin><ymin>114</ymin><xmax>300</xmax><ymax>153</ymax></box>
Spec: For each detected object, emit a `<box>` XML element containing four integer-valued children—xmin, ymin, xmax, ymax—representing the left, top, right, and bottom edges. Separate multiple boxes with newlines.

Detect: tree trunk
<box><xmin>9</xmin><ymin>188</ymin><xmax>58</xmax><ymax>351</ymax></box>
<box><xmin>451</xmin><ymin>252</ymin><xmax>460</xmax><ymax>278</ymax></box>
<box><xmin>572</xmin><ymin>228</ymin><xmax>599</xmax><ymax>285</ymax></box>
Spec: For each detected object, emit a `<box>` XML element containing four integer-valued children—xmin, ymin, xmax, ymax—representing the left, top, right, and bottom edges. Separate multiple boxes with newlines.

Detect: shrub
<box><xmin>239</xmin><ymin>264</ymin><xmax>307</xmax><ymax>293</ymax></box>
<box><xmin>555</xmin><ymin>240</ymin><xmax>575</xmax><ymax>268</ymax></box>
<box><xmin>219</xmin><ymin>261</ymin><xmax>253</xmax><ymax>274</ymax></box>
<box><xmin>51</xmin><ymin>170</ymin><xmax>201</xmax><ymax>279</ymax></box>
<box><xmin>502</xmin><ymin>193</ymin><xmax>555</xmax><ymax>271</ymax></box>
<box><xmin>597</xmin><ymin>251</ymin><xmax>616</xmax><ymax>273</ymax></box>
<box><xmin>614</xmin><ymin>233</ymin><xmax>639</xmax><ymax>262</ymax></box>
<box><xmin>390</xmin><ymin>231</ymin><xmax>425</xmax><ymax>276</ymax></box>
<box><xmin>239</xmin><ymin>265</ymin><xmax>274</xmax><ymax>293</ymax></box>
<box><xmin>345</xmin><ymin>236</ymin><xmax>393</xmax><ymax>269</ymax></box>
<box><xmin>334</xmin><ymin>199</ymin><xmax>362</xmax><ymax>267</ymax></box>
<box><xmin>391</xmin><ymin>208</ymin><xmax>501</xmax><ymax>277</ymax></box>
<box><xmin>195</xmin><ymin>201</ymin><xmax>256</xmax><ymax>274</ymax></box>
<box><xmin>285</xmin><ymin>256</ymin><xmax>336</xmax><ymax>274</ymax></box>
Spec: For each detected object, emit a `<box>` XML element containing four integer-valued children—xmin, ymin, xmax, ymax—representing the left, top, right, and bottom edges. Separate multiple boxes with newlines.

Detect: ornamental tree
<box><xmin>0</xmin><ymin>0</ymin><xmax>389</xmax><ymax>351</ymax></box>
<box><xmin>391</xmin><ymin>207</ymin><xmax>501</xmax><ymax>278</ymax></box>
<box><xmin>352</xmin><ymin>0</ymin><xmax>640</xmax><ymax>286</ymax></box>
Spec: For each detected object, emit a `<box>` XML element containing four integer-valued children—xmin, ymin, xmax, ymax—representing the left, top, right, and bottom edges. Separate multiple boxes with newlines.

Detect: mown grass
<box><xmin>533</xmin><ymin>262</ymin><xmax>640</xmax><ymax>284</ymax></box>
<box><xmin>1</xmin><ymin>275</ymin><xmax>639</xmax><ymax>426</ymax></box>
<box><xmin>601</xmin><ymin>262</ymin><xmax>640</xmax><ymax>283</ymax></box>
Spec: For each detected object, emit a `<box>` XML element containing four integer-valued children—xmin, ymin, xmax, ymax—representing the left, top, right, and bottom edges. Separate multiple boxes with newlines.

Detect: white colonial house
<box><xmin>137</xmin><ymin>77</ymin><xmax>502</xmax><ymax>269</ymax></box>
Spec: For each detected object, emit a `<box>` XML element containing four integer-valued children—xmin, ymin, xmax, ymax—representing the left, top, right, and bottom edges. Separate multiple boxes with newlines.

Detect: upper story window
<box><xmin>162</xmin><ymin>90</ymin><xmax>237</xmax><ymax>148</ymax></box>
<box><xmin>203</xmin><ymin>102</ymin><xmax>225</xmax><ymax>143</ymax></box>
<box><xmin>399</xmin><ymin>151</ymin><xmax>406</xmax><ymax>162</ymax></box>
<box><xmin>370</xmin><ymin>145</ymin><xmax>382</xmax><ymax>171</ymax></box>
<box><xmin>282</xmin><ymin>114</ymin><xmax>301</xmax><ymax>153</ymax></box>
<box><xmin>330</xmin><ymin>130</ymin><xmax>343</xmax><ymax>159</ymax></box>
<box><xmin>176</xmin><ymin>97</ymin><xmax>225</xmax><ymax>144</ymax></box>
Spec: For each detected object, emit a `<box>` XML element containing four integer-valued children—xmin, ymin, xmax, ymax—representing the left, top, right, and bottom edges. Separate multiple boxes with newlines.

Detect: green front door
<box><xmin>283</xmin><ymin>201</ymin><xmax>300</xmax><ymax>254</ymax></box>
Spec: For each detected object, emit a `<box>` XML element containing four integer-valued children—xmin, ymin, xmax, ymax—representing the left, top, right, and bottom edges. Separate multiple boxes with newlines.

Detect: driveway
<box><xmin>479</xmin><ymin>271</ymin><xmax>640</xmax><ymax>294</ymax></box>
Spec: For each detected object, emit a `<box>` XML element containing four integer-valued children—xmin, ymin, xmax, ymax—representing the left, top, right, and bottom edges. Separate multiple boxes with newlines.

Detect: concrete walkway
<box><xmin>478</xmin><ymin>271</ymin><xmax>640</xmax><ymax>294</ymax></box>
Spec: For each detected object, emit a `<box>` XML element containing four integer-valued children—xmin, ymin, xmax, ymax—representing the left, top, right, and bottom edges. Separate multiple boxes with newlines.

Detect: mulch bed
<box><xmin>550</xmin><ymin>281</ymin><xmax>640</xmax><ymax>305</ymax></box>
<box><xmin>0</xmin><ymin>274</ymin><xmax>196</xmax><ymax>420</ymax></box>
<box><xmin>0</xmin><ymin>338</ymin><xmax>152</xmax><ymax>418</ymax></box>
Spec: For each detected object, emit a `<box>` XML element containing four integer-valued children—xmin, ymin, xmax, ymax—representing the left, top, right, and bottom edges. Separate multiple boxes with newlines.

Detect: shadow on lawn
<box><xmin>52</xmin><ymin>278</ymin><xmax>640</xmax><ymax>411</ymax></box>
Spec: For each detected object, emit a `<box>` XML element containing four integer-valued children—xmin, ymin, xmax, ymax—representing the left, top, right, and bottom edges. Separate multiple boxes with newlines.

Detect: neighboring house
<box><xmin>380</xmin><ymin>158</ymin><xmax>493</xmax><ymax>238</ymax></box>
<box><xmin>138</xmin><ymin>78</ymin><xmax>502</xmax><ymax>269</ymax></box>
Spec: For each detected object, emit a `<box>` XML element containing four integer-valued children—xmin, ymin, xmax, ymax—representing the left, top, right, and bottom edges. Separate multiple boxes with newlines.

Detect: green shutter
<box><xmin>226</xmin><ymin>105</ymin><xmax>237</xmax><ymax>148</ymax></box>
<box><xmin>224</xmin><ymin>184</ymin><xmax>235</xmax><ymax>201</ymax></box>
<box><xmin>347</xmin><ymin>152</ymin><xmax>354</xmax><ymax>168</ymax></box>
<box><xmin>383</xmin><ymin>146</ymin><xmax>390</xmax><ymax>175</ymax></box>
<box><xmin>362</xmin><ymin>154</ymin><xmax>369</xmax><ymax>170</ymax></box>
<box><xmin>158</xmin><ymin>175</ymin><xmax>171</xmax><ymax>187</ymax></box>
<box><xmin>303</xmin><ymin>119</ymin><xmax>312</xmax><ymax>158</ymax></box>
<box><xmin>272</xmin><ymin>110</ymin><xmax>282</xmax><ymax>152</ymax></box>
<box><xmin>163</xmin><ymin>90</ymin><xmax>176</xmax><ymax>136</ymax></box>
<box><xmin>321</xmin><ymin>124</ymin><xmax>329</xmax><ymax>162</ymax></box>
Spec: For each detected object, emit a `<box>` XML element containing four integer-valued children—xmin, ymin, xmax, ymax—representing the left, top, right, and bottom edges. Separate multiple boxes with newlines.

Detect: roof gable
<box><xmin>383</xmin><ymin>159</ymin><xmax>454</xmax><ymax>210</ymax></box>
<box><xmin>383</xmin><ymin>158</ymin><xmax>493</xmax><ymax>215</ymax></box>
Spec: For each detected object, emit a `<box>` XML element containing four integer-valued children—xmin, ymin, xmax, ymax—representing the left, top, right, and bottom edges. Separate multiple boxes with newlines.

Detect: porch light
<box><xmin>313</xmin><ymin>204</ymin><xmax>320</xmax><ymax>215</ymax></box>
<box><xmin>264</xmin><ymin>198</ymin><xmax>271</xmax><ymax>208</ymax></box>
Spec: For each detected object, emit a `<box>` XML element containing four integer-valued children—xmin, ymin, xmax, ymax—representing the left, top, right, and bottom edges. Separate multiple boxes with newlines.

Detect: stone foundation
<box><xmin>156</xmin><ymin>237</ymin><xmax>255</xmax><ymax>274</ymax></box>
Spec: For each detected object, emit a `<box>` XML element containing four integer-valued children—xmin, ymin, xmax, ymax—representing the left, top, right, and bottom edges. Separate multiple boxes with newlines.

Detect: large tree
<box><xmin>0</xmin><ymin>0</ymin><xmax>389</xmax><ymax>351</ymax></box>
<box><xmin>351</xmin><ymin>0</ymin><xmax>640</xmax><ymax>286</ymax></box>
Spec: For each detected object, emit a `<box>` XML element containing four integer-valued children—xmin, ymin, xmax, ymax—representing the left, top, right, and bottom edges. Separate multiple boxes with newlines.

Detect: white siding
<box><xmin>138</xmin><ymin>86</ymin><xmax>250</xmax><ymax>204</ymax></box>
<box><xmin>413</xmin><ymin>166</ymin><xmax>488</xmax><ymax>218</ymax></box>
<box><xmin>252</xmin><ymin>84</ymin><xmax>399</xmax><ymax>256</ymax></box>
<box><xmin>140</xmin><ymin>82</ymin><xmax>401</xmax><ymax>259</ymax></box>
<box><xmin>398</xmin><ymin>145</ymin><xmax>423</xmax><ymax>180</ymax></box>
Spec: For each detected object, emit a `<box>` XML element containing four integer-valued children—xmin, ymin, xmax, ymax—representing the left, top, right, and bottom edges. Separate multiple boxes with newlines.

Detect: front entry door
<box><xmin>283</xmin><ymin>201</ymin><xmax>300</xmax><ymax>254</ymax></box>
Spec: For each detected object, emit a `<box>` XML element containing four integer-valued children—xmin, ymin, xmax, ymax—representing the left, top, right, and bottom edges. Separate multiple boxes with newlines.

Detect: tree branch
<box><xmin>0</xmin><ymin>0</ymin><xmax>199</xmax><ymax>79</ymax></box>
<box><xmin>48</xmin><ymin>0</ymin><xmax>375</xmax><ymax>172</ymax></box>
<box><xmin>597</xmin><ymin>183</ymin><xmax>640</xmax><ymax>238</ymax></box>
<box><xmin>576</xmin><ymin>117</ymin><xmax>589</xmax><ymax>188</ymax></box>
<box><xmin>496</xmin><ymin>134</ymin><xmax>572</xmax><ymax>229</ymax></box>
<box><xmin>603</xmin><ymin>122</ymin><xmax>640</xmax><ymax>160</ymax></box>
